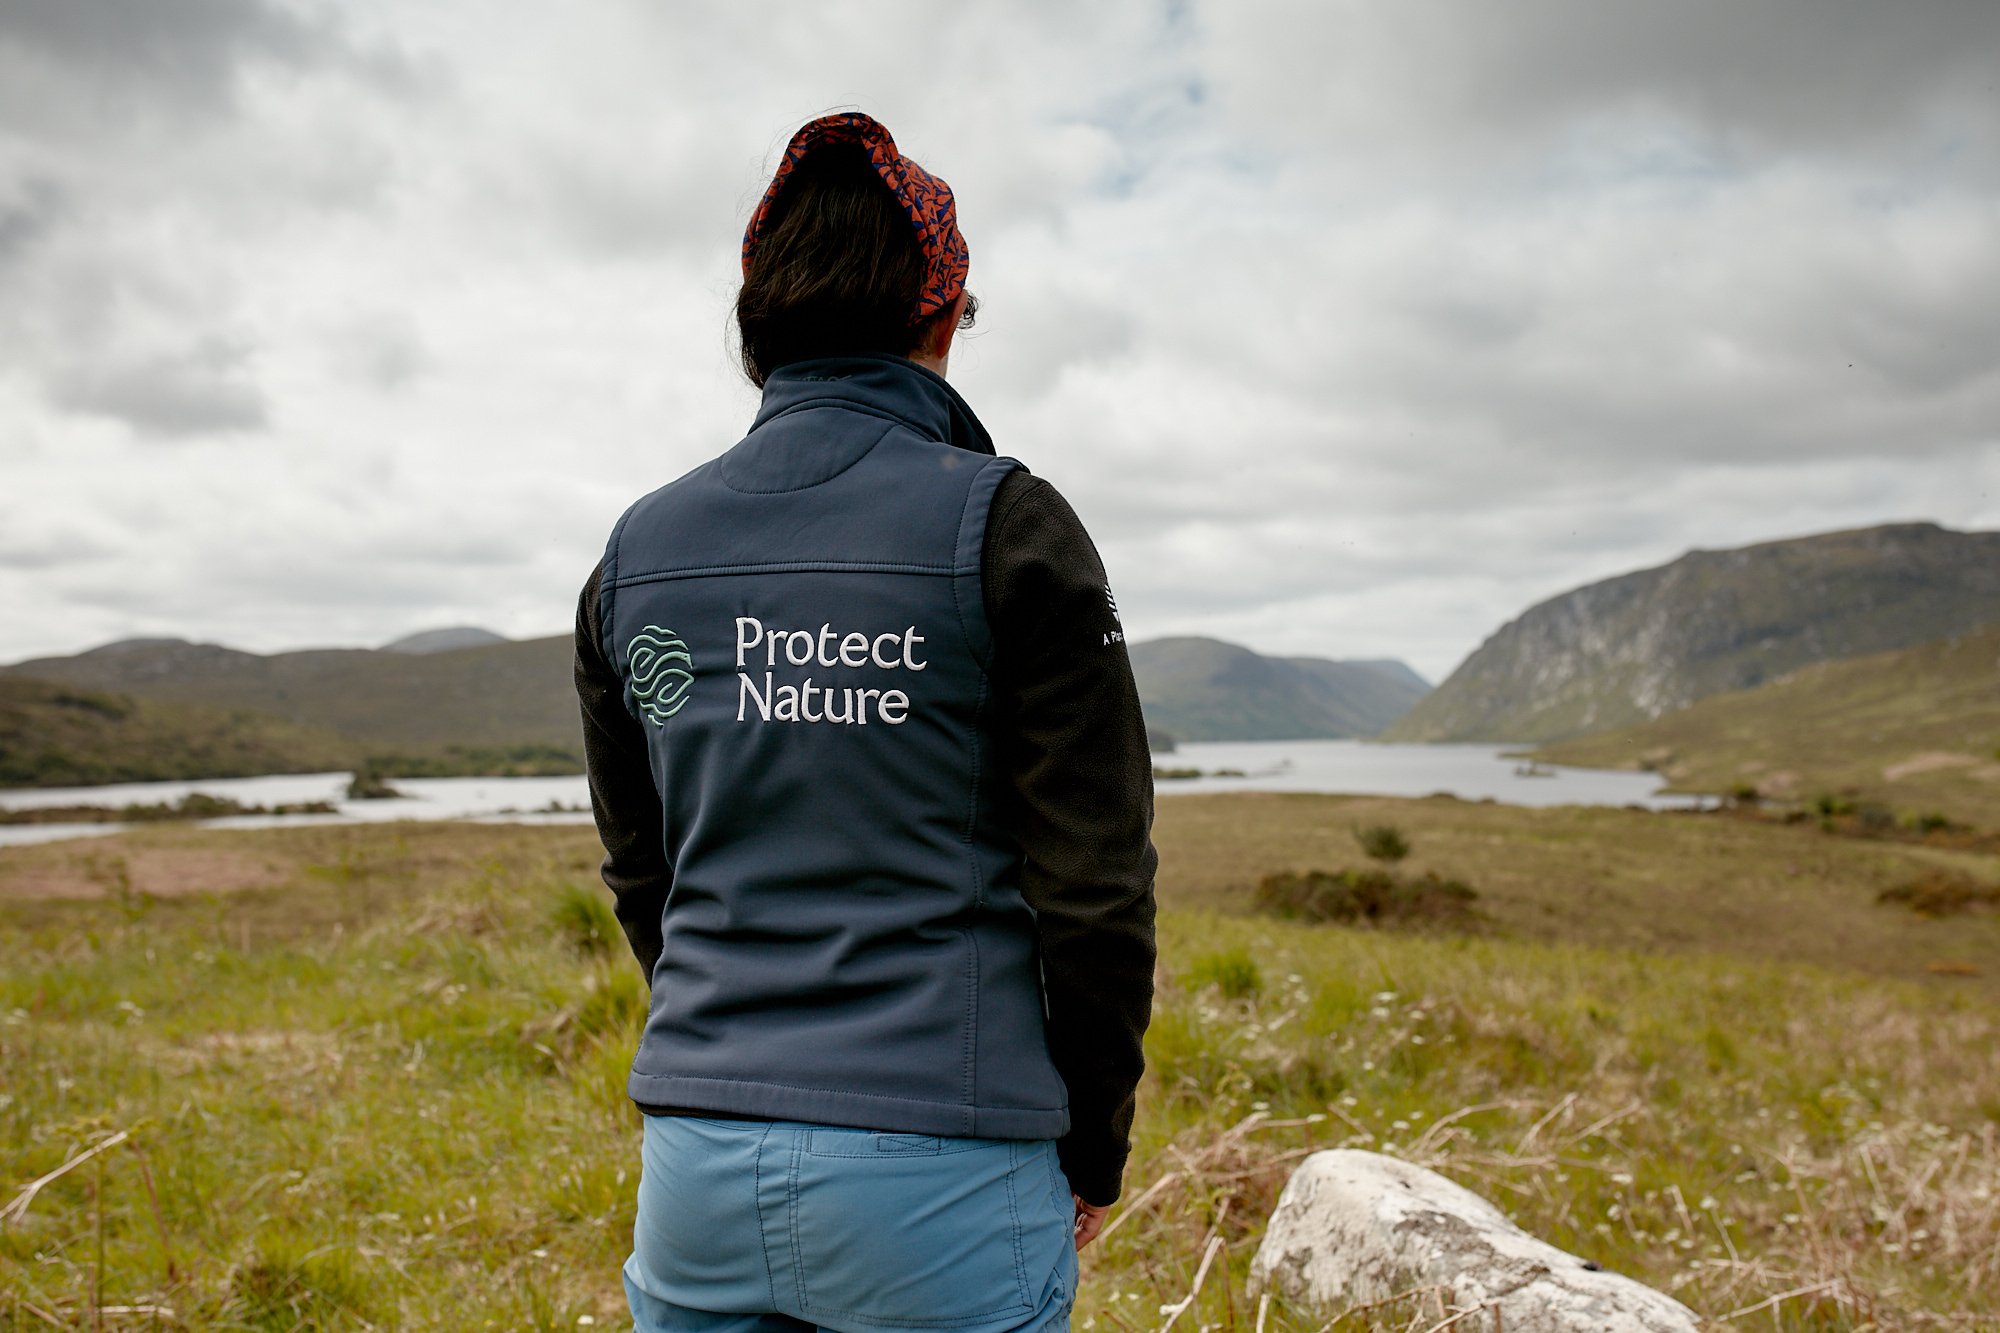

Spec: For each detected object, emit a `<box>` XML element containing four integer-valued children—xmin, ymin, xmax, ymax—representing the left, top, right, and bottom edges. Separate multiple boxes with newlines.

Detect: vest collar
<box><xmin>752</xmin><ymin>354</ymin><xmax>996</xmax><ymax>457</ymax></box>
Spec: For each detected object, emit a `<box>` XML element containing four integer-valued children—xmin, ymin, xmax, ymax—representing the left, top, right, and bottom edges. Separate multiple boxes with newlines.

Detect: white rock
<box><xmin>1249</xmin><ymin>1150</ymin><xmax>1701</xmax><ymax>1333</ymax></box>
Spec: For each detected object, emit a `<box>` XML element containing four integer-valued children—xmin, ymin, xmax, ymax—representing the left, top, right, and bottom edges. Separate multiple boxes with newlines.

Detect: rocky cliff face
<box><xmin>1381</xmin><ymin>522</ymin><xmax>2000</xmax><ymax>743</ymax></box>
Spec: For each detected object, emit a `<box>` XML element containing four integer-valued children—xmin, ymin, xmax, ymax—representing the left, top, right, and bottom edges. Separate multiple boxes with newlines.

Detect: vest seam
<box><xmin>608</xmin><ymin>560</ymin><xmax>963</xmax><ymax>589</ymax></box>
<box><xmin>601</xmin><ymin>506</ymin><xmax>636</xmax><ymax>722</ymax></box>
<box><xmin>961</xmin><ymin>925</ymin><xmax>978</xmax><ymax>1111</ymax></box>
<box><xmin>718</xmin><ymin>415</ymin><xmax>899</xmax><ymax>495</ymax></box>
<box><xmin>752</xmin><ymin>395</ymin><xmax>945</xmax><ymax>446</ymax></box>
<box><xmin>948</xmin><ymin>459</ymin><xmax>1004</xmax><ymax>1116</ymax></box>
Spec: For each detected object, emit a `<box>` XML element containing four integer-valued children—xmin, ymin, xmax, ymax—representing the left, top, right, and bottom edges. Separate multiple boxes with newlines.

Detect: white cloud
<box><xmin>0</xmin><ymin>0</ymin><xmax>1995</xmax><ymax>682</ymax></box>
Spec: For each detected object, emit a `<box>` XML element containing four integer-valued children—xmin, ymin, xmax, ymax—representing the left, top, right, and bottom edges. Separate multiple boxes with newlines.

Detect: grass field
<box><xmin>3</xmin><ymin>797</ymin><xmax>1998</xmax><ymax>1330</ymax></box>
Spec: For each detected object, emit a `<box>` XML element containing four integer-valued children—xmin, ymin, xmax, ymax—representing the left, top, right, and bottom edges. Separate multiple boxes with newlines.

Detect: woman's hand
<box><xmin>1073</xmin><ymin>1196</ymin><xmax>1110</xmax><ymax>1251</ymax></box>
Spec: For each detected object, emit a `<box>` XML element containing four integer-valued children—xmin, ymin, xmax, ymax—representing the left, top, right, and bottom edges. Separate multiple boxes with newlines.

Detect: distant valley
<box><xmin>1130</xmin><ymin>637</ymin><xmax>1429</xmax><ymax>742</ymax></box>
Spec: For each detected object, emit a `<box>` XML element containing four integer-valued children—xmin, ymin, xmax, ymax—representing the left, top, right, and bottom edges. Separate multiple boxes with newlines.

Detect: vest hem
<box><xmin>627</xmin><ymin>1072</ymin><xmax>1070</xmax><ymax>1141</ymax></box>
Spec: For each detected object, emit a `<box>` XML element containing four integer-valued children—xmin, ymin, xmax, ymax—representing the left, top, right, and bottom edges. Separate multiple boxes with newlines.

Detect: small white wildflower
<box><xmin>577</xmin><ymin>1318</ymin><xmax>595</xmax><ymax>1327</ymax></box>
<box><xmin>1611</xmin><ymin>1172</ymin><xmax>1634</xmax><ymax>1185</ymax></box>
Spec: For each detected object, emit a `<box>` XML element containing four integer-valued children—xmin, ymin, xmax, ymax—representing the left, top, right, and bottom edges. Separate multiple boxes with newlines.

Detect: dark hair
<box><xmin>735</xmin><ymin>144</ymin><xmax>975</xmax><ymax>386</ymax></box>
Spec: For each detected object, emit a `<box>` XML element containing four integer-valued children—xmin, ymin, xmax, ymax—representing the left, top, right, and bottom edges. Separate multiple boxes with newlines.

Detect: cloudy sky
<box><xmin>3</xmin><ymin>1</ymin><xmax>1996</xmax><ymax>682</ymax></box>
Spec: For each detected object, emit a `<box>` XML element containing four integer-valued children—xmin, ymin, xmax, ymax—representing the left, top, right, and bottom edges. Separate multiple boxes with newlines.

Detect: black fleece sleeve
<box><xmin>985</xmin><ymin>470</ymin><xmax>1159</xmax><ymax>1208</ymax></box>
<box><xmin>575</xmin><ymin>565</ymin><xmax>672</xmax><ymax>980</ymax></box>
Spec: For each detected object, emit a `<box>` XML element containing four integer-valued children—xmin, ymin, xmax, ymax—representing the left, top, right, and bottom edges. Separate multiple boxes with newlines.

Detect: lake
<box><xmin>0</xmin><ymin>740</ymin><xmax>1694</xmax><ymax>847</ymax></box>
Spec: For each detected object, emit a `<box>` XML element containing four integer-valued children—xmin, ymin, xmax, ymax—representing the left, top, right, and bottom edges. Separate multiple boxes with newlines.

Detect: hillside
<box><xmin>382</xmin><ymin>626</ymin><xmax>507</xmax><ymax>654</ymax></box>
<box><xmin>1533</xmin><ymin>621</ymin><xmax>2000</xmax><ymax>827</ymax></box>
<box><xmin>1</xmin><ymin>632</ymin><xmax>1430</xmax><ymax>784</ymax></box>
<box><xmin>1129</xmin><ymin>636</ymin><xmax>1429</xmax><ymax>741</ymax></box>
<box><xmin>0</xmin><ymin>676</ymin><xmax>354</xmax><ymax>787</ymax></box>
<box><xmin>1</xmin><ymin>635</ymin><xmax>581</xmax><ymax>768</ymax></box>
<box><xmin>1383</xmin><ymin>521</ymin><xmax>2000</xmax><ymax>744</ymax></box>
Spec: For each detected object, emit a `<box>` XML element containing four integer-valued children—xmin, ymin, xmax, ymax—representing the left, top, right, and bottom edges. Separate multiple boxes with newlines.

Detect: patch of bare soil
<box><xmin>143</xmin><ymin>1028</ymin><xmax>346</xmax><ymax>1077</ymax></box>
<box><xmin>0</xmin><ymin>842</ymin><xmax>289</xmax><ymax>900</ymax></box>
<box><xmin>1882</xmin><ymin>751</ymin><xmax>1981</xmax><ymax>782</ymax></box>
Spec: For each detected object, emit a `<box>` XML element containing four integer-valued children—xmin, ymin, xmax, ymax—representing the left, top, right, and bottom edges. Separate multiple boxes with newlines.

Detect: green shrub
<box><xmin>1879</xmin><ymin>870</ymin><xmax>2000</xmax><ymax>918</ymax></box>
<box><xmin>551</xmin><ymin>882</ymin><xmax>619</xmax><ymax>956</ymax></box>
<box><xmin>1353</xmin><ymin>823</ymin><xmax>1411</xmax><ymax>864</ymax></box>
<box><xmin>572</xmin><ymin>960</ymin><xmax>649</xmax><ymax>1041</ymax></box>
<box><xmin>226</xmin><ymin>1235</ymin><xmax>378</xmax><ymax>1330</ymax></box>
<box><xmin>1854</xmin><ymin>803</ymin><xmax>1898</xmax><ymax>833</ymax></box>
<box><xmin>51</xmin><ymin>688</ymin><xmax>130</xmax><ymax>720</ymax></box>
<box><xmin>1184</xmin><ymin>948</ymin><xmax>1262</xmax><ymax>999</ymax></box>
<box><xmin>346</xmin><ymin>768</ymin><xmax>403</xmax><ymax>800</ymax></box>
<box><xmin>1904</xmin><ymin>810</ymin><xmax>1957</xmax><ymax>834</ymax></box>
<box><xmin>1812</xmin><ymin>792</ymin><xmax>1855</xmax><ymax>818</ymax></box>
<box><xmin>1253</xmin><ymin>867</ymin><xmax>1477</xmax><ymax>927</ymax></box>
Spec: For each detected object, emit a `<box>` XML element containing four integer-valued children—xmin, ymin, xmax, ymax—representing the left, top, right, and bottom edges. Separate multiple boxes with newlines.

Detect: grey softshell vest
<box><xmin>599</xmin><ymin>355</ymin><xmax>1070</xmax><ymax>1139</ymax></box>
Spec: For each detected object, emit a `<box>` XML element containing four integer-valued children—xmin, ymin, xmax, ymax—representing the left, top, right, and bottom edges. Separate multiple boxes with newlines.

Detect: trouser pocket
<box><xmin>790</xmin><ymin>1131</ymin><xmax>1060</xmax><ymax>1325</ymax></box>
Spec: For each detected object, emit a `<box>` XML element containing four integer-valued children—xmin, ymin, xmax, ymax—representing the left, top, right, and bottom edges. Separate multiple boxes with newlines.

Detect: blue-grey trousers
<box><xmin>624</xmin><ymin>1115</ymin><xmax>1079</xmax><ymax>1332</ymax></box>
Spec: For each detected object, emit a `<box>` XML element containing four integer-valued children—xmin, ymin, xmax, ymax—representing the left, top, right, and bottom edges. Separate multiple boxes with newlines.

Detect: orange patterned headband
<box><xmin>742</xmin><ymin>113</ymin><xmax>969</xmax><ymax>323</ymax></box>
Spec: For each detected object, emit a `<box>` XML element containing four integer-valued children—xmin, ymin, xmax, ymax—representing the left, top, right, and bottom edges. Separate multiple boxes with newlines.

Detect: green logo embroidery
<box><xmin>627</xmin><ymin>627</ymin><xmax>694</xmax><ymax>725</ymax></box>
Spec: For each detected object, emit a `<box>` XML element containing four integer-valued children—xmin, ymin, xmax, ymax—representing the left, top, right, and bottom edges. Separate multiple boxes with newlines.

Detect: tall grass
<box><xmin>1</xmin><ymin>824</ymin><xmax>1995</xmax><ymax>1329</ymax></box>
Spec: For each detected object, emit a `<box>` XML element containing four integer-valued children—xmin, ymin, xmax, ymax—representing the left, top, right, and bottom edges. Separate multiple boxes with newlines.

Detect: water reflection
<box><xmin>0</xmin><ymin>741</ymin><xmax>1697</xmax><ymax>848</ymax></box>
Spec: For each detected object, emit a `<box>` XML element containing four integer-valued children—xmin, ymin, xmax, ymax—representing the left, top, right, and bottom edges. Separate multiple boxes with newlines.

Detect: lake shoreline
<box><xmin>0</xmin><ymin>741</ymin><xmax>1703</xmax><ymax>848</ymax></box>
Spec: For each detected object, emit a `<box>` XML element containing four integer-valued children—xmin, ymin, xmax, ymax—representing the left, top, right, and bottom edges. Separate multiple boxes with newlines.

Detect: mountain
<box><xmin>0</xmin><ymin>676</ymin><xmax>354</xmax><ymax>788</ymax></box>
<box><xmin>382</xmin><ymin>626</ymin><xmax>508</xmax><ymax>654</ymax></box>
<box><xmin>1382</xmin><ymin>522</ymin><xmax>2000</xmax><ymax>744</ymax></box>
<box><xmin>2</xmin><ymin>634</ymin><xmax>579</xmax><ymax>759</ymax></box>
<box><xmin>1530</xmin><ymin>622</ymin><xmax>2000</xmax><ymax>828</ymax></box>
<box><xmin>1129</xmin><ymin>636</ymin><xmax>1430</xmax><ymax>742</ymax></box>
